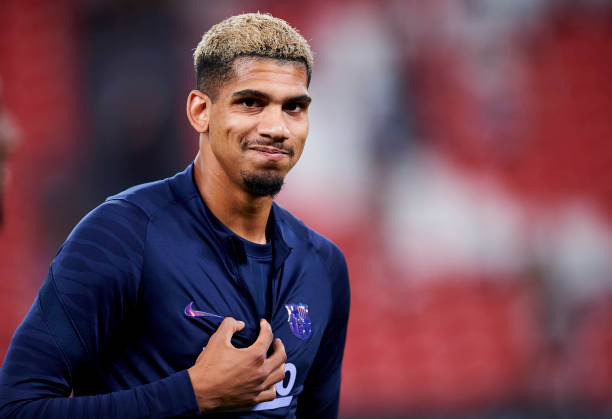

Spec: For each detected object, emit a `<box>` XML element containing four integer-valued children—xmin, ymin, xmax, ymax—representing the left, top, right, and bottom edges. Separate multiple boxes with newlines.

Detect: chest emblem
<box><xmin>184</xmin><ymin>302</ymin><xmax>223</xmax><ymax>319</ymax></box>
<box><xmin>285</xmin><ymin>303</ymin><xmax>311</xmax><ymax>340</ymax></box>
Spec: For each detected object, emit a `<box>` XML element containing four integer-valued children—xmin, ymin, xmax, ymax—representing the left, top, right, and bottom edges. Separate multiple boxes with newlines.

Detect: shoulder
<box><xmin>273</xmin><ymin>203</ymin><xmax>348</xmax><ymax>282</ymax></box>
<box><xmin>63</xmin><ymin>178</ymin><xmax>171</xmax><ymax>244</ymax></box>
<box><xmin>274</xmin><ymin>203</ymin><xmax>344</xmax><ymax>255</ymax></box>
<box><xmin>102</xmin><ymin>167</ymin><xmax>200</xmax><ymax>226</ymax></box>
<box><xmin>58</xmin><ymin>175</ymin><xmax>181</xmax><ymax>260</ymax></box>
<box><xmin>105</xmin><ymin>176</ymin><xmax>176</xmax><ymax>220</ymax></box>
<box><xmin>54</xmin><ymin>199</ymin><xmax>150</xmax><ymax>276</ymax></box>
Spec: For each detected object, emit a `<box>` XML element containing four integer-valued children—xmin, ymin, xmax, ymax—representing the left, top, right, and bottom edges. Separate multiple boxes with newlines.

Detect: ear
<box><xmin>186</xmin><ymin>90</ymin><xmax>210</xmax><ymax>133</ymax></box>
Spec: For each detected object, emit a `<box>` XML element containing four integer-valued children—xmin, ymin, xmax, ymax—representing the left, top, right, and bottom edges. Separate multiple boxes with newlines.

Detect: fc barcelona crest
<box><xmin>285</xmin><ymin>303</ymin><xmax>311</xmax><ymax>340</ymax></box>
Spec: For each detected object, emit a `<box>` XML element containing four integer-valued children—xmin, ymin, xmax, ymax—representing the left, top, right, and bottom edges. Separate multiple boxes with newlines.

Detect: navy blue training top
<box><xmin>0</xmin><ymin>164</ymin><xmax>350</xmax><ymax>418</ymax></box>
<box><xmin>205</xmin><ymin>199</ymin><xmax>274</xmax><ymax>321</ymax></box>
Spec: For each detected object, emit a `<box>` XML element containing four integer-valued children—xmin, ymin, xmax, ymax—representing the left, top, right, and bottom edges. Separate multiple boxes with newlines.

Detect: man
<box><xmin>0</xmin><ymin>13</ymin><xmax>350</xmax><ymax>418</ymax></box>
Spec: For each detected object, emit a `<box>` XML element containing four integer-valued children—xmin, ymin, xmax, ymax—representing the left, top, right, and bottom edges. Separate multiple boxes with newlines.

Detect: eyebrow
<box><xmin>289</xmin><ymin>95</ymin><xmax>312</xmax><ymax>105</ymax></box>
<box><xmin>232</xmin><ymin>89</ymin><xmax>312</xmax><ymax>105</ymax></box>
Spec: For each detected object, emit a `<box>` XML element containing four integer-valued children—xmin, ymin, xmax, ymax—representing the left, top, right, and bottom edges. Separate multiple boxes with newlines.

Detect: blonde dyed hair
<box><xmin>193</xmin><ymin>13</ymin><xmax>313</xmax><ymax>99</ymax></box>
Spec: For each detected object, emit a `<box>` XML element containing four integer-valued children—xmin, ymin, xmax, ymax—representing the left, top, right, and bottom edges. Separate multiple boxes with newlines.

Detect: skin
<box><xmin>187</xmin><ymin>57</ymin><xmax>311</xmax><ymax>244</ymax></box>
<box><xmin>185</xmin><ymin>57</ymin><xmax>311</xmax><ymax>412</ymax></box>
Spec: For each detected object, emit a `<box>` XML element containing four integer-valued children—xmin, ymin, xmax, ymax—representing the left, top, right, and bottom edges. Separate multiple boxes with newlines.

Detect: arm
<box><xmin>0</xmin><ymin>198</ymin><xmax>288</xmax><ymax>417</ymax></box>
<box><xmin>0</xmin><ymin>290</ymin><xmax>197</xmax><ymax>418</ymax></box>
<box><xmin>296</xmin><ymin>248</ymin><xmax>350</xmax><ymax>419</ymax></box>
<box><xmin>0</xmin><ymin>199</ymin><xmax>199</xmax><ymax>418</ymax></box>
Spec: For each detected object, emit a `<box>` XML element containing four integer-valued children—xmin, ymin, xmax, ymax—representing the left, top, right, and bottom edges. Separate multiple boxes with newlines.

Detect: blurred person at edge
<box><xmin>0</xmin><ymin>12</ymin><xmax>350</xmax><ymax>419</ymax></box>
<box><xmin>0</xmin><ymin>81</ymin><xmax>18</xmax><ymax>226</ymax></box>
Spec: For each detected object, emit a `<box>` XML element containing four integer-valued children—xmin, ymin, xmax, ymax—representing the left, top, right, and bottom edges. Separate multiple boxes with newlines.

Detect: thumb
<box><xmin>252</xmin><ymin>319</ymin><xmax>274</xmax><ymax>352</ymax></box>
<box><xmin>214</xmin><ymin>317</ymin><xmax>245</xmax><ymax>344</ymax></box>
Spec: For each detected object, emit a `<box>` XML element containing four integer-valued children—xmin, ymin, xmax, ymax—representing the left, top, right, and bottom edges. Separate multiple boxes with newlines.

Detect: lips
<box><xmin>248</xmin><ymin>145</ymin><xmax>292</xmax><ymax>161</ymax></box>
<box><xmin>249</xmin><ymin>145</ymin><xmax>289</xmax><ymax>155</ymax></box>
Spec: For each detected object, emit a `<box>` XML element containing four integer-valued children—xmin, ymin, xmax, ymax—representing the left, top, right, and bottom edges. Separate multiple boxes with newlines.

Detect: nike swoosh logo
<box><xmin>184</xmin><ymin>302</ymin><xmax>224</xmax><ymax>319</ymax></box>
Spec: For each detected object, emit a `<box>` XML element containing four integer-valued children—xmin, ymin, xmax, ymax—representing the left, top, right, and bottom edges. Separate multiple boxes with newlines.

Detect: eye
<box><xmin>284</xmin><ymin>102</ymin><xmax>304</xmax><ymax>113</ymax></box>
<box><xmin>241</xmin><ymin>98</ymin><xmax>260</xmax><ymax>108</ymax></box>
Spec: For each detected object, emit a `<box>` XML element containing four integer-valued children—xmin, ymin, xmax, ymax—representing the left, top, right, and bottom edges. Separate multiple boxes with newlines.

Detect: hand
<box><xmin>187</xmin><ymin>318</ymin><xmax>287</xmax><ymax>412</ymax></box>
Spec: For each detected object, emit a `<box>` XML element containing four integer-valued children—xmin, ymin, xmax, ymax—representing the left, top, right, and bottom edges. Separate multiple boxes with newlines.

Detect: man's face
<box><xmin>205</xmin><ymin>57</ymin><xmax>311</xmax><ymax>197</ymax></box>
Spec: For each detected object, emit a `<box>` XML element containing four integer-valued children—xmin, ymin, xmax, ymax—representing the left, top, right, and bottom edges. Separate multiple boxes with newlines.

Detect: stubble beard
<box><xmin>241</xmin><ymin>171</ymin><xmax>285</xmax><ymax>198</ymax></box>
<box><xmin>239</xmin><ymin>137</ymin><xmax>293</xmax><ymax>198</ymax></box>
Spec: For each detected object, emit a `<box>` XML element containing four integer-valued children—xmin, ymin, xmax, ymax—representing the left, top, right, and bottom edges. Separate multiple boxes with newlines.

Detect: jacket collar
<box><xmin>169</xmin><ymin>163</ymin><xmax>292</xmax><ymax>272</ymax></box>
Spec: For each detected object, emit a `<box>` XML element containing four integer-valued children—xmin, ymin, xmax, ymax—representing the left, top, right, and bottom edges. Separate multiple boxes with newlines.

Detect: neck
<box><xmin>193</xmin><ymin>152</ymin><xmax>273</xmax><ymax>245</ymax></box>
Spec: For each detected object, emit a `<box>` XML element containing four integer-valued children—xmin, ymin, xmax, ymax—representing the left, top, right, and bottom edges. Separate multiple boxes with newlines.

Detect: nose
<box><xmin>257</xmin><ymin>106</ymin><xmax>290</xmax><ymax>141</ymax></box>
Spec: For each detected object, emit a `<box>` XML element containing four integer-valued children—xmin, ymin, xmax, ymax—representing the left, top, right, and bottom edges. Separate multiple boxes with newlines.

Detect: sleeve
<box><xmin>0</xmin><ymin>199</ymin><xmax>200</xmax><ymax>418</ymax></box>
<box><xmin>296</xmin><ymin>246</ymin><xmax>350</xmax><ymax>419</ymax></box>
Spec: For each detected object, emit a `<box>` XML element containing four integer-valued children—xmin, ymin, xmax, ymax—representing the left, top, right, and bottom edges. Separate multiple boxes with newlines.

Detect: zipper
<box><xmin>225</xmin><ymin>236</ymin><xmax>261</xmax><ymax>321</ymax></box>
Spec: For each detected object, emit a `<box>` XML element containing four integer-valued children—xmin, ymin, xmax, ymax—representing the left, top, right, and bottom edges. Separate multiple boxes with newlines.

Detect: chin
<box><xmin>241</xmin><ymin>171</ymin><xmax>285</xmax><ymax>198</ymax></box>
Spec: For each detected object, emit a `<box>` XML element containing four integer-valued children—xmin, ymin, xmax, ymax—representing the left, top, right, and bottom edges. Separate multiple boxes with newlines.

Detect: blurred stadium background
<box><xmin>1</xmin><ymin>0</ymin><xmax>612</xmax><ymax>417</ymax></box>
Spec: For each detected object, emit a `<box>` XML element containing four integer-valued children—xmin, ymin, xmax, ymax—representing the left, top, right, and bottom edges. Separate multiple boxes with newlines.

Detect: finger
<box><xmin>251</xmin><ymin>319</ymin><xmax>274</xmax><ymax>352</ymax></box>
<box><xmin>265</xmin><ymin>338</ymin><xmax>287</xmax><ymax>369</ymax></box>
<box><xmin>214</xmin><ymin>317</ymin><xmax>245</xmax><ymax>344</ymax></box>
<box><xmin>253</xmin><ymin>385</ymin><xmax>277</xmax><ymax>404</ymax></box>
<box><xmin>262</xmin><ymin>362</ymin><xmax>286</xmax><ymax>389</ymax></box>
